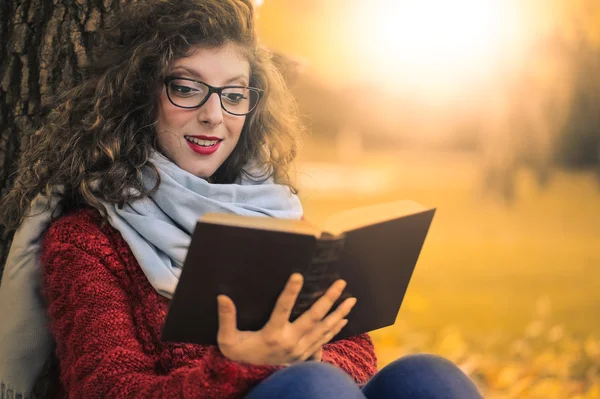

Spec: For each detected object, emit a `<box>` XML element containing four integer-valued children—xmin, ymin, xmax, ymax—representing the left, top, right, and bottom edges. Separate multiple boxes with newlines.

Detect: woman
<box><xmin>0</xmin><ymin>1</ymin><xmax>483</xmax><ymax>398</ymax></box>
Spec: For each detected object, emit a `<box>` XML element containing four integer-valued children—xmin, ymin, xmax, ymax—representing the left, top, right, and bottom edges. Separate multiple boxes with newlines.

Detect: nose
<box><xmin>196</xmin><ymin>92</ymin><xmax>224</xmax><ymax>127</ymax></box>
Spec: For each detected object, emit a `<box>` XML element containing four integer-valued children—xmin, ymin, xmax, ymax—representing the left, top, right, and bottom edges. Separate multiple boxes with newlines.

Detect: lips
<box><xmin>184</xmin><ymin>135</ymin><xmax>222</xmax><ymax>155</ymax></box>
<box><xmin>186</xmin><ymin>135</ymin><xmax>221</xmax><ymax>140</ymax></box>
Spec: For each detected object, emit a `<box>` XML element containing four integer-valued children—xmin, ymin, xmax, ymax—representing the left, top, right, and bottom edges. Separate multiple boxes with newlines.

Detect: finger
<box><xmin>308</xmin><ymin>347</ymin><xmax>323</xmax><ymax>362</ymax></box>
<box><xmin>216</xmin><ymin>295</ymin><xmax>238</xmax><ymax>347</ymax></box>
<box><xmin>265</xmin><ymin>273</ymin><xmax>304</xmax><ymax>330</ymax></box>
<box><xmin>292</xmin><ymin>279</ymin><xmax>347</xmax><ymax>332</ymax></box>
<box><xmin>301</xmin><ymin>318</ymin><xmax>348</xmax><ymax>361</ymax></box>
<box><xmin>311</xmin><ymin>297</ymin><xmax>356</xmax><ymax>338</ymax></box>
<box><xmin>293</xmin><ymin>297</ymin><xmax>356</xmax><ymax>355</ymax></box>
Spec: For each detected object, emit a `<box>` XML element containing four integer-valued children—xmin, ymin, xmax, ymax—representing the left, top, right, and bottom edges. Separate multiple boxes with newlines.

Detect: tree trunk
<box><xmin>0</xmin><ymin>0</ymin><xmax>138</xmax><ymax>277</ymax></box>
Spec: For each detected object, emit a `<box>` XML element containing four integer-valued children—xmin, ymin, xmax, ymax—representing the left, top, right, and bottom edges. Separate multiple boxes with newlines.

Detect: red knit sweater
<box><xmin>40</xmin><ymin>209</ymin><xmax>378</xmax><ymax>399</ymax></box>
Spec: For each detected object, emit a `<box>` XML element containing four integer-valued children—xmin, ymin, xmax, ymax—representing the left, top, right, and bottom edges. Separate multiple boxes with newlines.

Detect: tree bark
<box><xmin>0</xmin><ymin>0</ymin><xmax>138</xmax><ymax>276</ymax></box>
<box><xmin>1</xmin><ymin>3</ymin><xmax>139</xmax><ymax>394</ymax></box>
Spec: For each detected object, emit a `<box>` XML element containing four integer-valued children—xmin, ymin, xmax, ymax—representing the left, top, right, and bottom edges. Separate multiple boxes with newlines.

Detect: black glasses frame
<box><xmin>163</xmin><ymin>76</ymin><xmax>264</xmax><ymax>116</ymax></box>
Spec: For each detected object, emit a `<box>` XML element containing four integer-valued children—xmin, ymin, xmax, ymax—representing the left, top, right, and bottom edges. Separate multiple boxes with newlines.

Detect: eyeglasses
<box><xmin>163</xmin><ymin>76</ymin><xmax>263</xmax><ymax>116</ymax></box>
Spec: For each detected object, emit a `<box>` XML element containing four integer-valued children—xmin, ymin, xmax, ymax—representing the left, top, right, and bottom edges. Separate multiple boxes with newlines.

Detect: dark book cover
<box><xmin>161</xmin><ymin>206</ymin><xmax>435</xmax><ymax>346</ymax></box>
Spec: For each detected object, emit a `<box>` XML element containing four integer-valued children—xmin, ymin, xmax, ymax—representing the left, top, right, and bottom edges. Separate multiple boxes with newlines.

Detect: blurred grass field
<box><xmin>296</xmin><ymin>141</ymin><xmax>600</xmax><ymax>398</ymax></box>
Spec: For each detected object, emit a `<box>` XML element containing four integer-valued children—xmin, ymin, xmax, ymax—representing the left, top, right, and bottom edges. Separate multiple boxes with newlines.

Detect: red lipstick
<box><xmin>188</xmin><ymin>135</ymin><xmax>220</xmax><ymax>140</ymax></box>
<box><xmin>185</xmin><ymin>135</ymin><xmax>222</xmax><ymax>155</ymax></box>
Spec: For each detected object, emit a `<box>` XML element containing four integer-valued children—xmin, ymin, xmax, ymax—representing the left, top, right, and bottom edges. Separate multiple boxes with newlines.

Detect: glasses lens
<box><xmin>221</xmin><ymin>87</ymin><xmax>261</xmax><ymax>115</ymax></box>
<box><xmin>167</xmin><ymin>79</ymin><xmax>209</xmax><ymax>108</ymax></box>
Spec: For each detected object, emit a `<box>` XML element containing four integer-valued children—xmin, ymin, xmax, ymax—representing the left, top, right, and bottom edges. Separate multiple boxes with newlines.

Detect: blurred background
<box><xmin>255</xmin><ymin>0</ymin><xmax>600</xmax><ymax>398</ymax></box>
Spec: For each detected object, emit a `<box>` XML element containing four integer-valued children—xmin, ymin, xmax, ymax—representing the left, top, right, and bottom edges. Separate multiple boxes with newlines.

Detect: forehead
<box><xmin>170</xmin><ymin>44</ymin><xmax>250</xmax><ymax>83</ymax></box>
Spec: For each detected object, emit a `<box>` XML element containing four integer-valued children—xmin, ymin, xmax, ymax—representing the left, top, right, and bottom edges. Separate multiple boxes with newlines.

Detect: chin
<box><xmin>192</xmin><ymin>167</ymin><xmax>216</xmax><ymax>179</ymax></box>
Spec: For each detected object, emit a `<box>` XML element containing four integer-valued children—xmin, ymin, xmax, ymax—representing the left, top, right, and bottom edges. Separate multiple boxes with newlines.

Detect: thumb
<box><xmin>217</xmin><ymin>295</ymin><xmax>238</xmax><ymax>346</ymax></box>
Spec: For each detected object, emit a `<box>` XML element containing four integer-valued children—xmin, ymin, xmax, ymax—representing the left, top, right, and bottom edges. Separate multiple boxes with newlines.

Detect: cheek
<box><xmin>156</xmin><ymin>95</ymin><xmax>172</xmax><ymax>130</ymax></box>
<box><xmin>156</xmin><ymin>98</ymin><xmax>183</xmax><ymax>152</ymax></box>
<box><xmin>157</xmin><ymin>93</ymin><xmax>189</xmax><ymax>130</ymax></box>
<box><xmin>229</xmin><ymin>117</ymin><xmax>247</xmax><ymax>140</ymax></box>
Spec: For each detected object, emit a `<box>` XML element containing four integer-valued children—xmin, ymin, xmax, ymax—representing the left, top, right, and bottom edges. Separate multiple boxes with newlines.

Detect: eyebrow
<box><xmin>170</xmin><ymin>66</ymin><xmax>249</xmax><ymax>86</ymax></box>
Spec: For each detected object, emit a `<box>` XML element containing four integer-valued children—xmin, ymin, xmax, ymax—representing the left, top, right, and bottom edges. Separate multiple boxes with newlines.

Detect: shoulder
<box><xmin>43</xmin><ymin>207</ymin><xmax>123</xmax><ymax>255</ymax></box>
<box><xmin>48</xmin><ymin>207</ymin><xmax>105</xmax><ymax>230</ymax></box>
<box><xmin>41</xmin><ymin>207</ymin><xmax>143</xmax><ymax>291</ymax></box>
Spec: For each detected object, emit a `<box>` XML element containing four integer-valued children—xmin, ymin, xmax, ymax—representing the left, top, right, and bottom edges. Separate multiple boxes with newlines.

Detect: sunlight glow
<box><xmin>351</xmin><ymin>0</ymin><xmax>522</xmax><ymax>96</ymax></box>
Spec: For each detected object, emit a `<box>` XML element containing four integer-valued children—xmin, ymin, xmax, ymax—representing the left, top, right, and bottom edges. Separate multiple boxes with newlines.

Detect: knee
<box><xmin>391</xmin><ymin>353</ymin><xmax>460</xmax><ymax>370</ymax></box>
<box><xmin>366</xmin><ymin>354</ymin><xmax>483</xmax><ymax>399</ymax></box>
<box><xmin>276</xmin><ymin>361</ymin><xmax>352</xmax><ymax>383</ymax></box>
<box><xmin>247</xmin><ymin>362</ymin><xmax>361</xmax><ymax>399</ymax></box>
<box><xmin>380</xmin><ymin>353</ymin><xmax>465</xmax><ymax>380</ymax></box>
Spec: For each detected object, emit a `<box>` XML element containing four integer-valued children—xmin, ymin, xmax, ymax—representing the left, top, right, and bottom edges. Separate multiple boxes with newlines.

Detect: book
<box><xmin>161</xmin><ymin>200</ymin><xmax>436</xmax><ymax>346</ymax></box>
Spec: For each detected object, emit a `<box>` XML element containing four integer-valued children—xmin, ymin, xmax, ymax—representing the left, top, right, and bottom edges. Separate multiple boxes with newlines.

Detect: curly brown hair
<box><xmin>0</xmin><ymin>0</ymin><xmax>304</xmax><ymax>230</ymax></box>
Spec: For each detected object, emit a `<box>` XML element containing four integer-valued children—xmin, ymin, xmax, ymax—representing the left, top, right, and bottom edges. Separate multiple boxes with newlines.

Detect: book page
<box><xmin>323</xmin><ymin>200</ymin><xmax>430</xmax><ymax>236</ymax></box>
<box><xmin>200</xmin><ymin>212</ymin><xmax>321</xmax><ymax>236</ymax></box>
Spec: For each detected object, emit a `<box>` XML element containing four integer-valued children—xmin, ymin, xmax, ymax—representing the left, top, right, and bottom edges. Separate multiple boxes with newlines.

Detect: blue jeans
<box><xmin>244</xmin><ymin>354</ymin><xmax>483</xmax><ymax>399</ymax></box>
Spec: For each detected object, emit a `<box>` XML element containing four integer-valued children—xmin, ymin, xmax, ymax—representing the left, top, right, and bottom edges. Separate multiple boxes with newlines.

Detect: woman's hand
<box><xmin>308</xmin><ymin>347</ymin><xmax>323</xmax><ymax>362</ymax></box>
<box><xmin>216</xmin><ymin>273</ymin><xmax>356</xmax><ymax>366</ymax></box>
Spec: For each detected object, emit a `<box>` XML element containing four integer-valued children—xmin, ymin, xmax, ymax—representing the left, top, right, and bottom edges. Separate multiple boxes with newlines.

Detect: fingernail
<box><xmin>348</xmin><ymin>297</ymin><xmax>357</xmax><ymax>307</ymax></box>
<box><xmin>338</xmin><ymin>280</ymin><xmax>347</xmax><ymax>290</ymax></box>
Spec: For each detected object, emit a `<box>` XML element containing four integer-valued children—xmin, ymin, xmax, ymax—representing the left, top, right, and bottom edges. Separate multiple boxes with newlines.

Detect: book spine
<box><xmin>291</xmin><ymin>234</ymin><xmax>352</xmax><ymax>320</ymax></box>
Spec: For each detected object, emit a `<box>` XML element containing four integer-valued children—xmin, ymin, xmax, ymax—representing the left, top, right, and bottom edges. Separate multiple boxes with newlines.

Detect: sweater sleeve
<box><xmin>41</xmin><ymin>219</ymin><xmax>282</xmax><ymax>399</ymax></box>
<box><xmin>321</xmin><ymin>334</ymin><xmax>378</xmax><ymax>386</ymax></box>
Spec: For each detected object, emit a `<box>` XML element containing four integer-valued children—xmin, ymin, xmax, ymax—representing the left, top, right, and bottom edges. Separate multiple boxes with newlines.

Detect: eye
<box><xmin>167</xmin><ymin>78</ymin><xmax>207</xmax><ymax>98</ymax></box>
<box><xmin>171</xmin><ymin>84</ymin><xmax>200</xmax><ymax>97</ymax></box>
<box><xmin>222</xmin><ymin>92</ymin><xmax>247</xmax><ymax>104</ymax></box>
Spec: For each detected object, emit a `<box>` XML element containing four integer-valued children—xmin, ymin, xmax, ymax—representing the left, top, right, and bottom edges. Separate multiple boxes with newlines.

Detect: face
<box><xmin>156</xmin><ymin>44</ymin><xmax>250</xmax><ymax>178</ymax></box>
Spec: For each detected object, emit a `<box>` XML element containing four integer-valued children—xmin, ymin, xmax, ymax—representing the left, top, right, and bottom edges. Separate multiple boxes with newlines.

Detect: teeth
<box><xmin>185</xmin><ymin>136</ymin><xmax>219</xmax><ymax>147</ymax></box>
